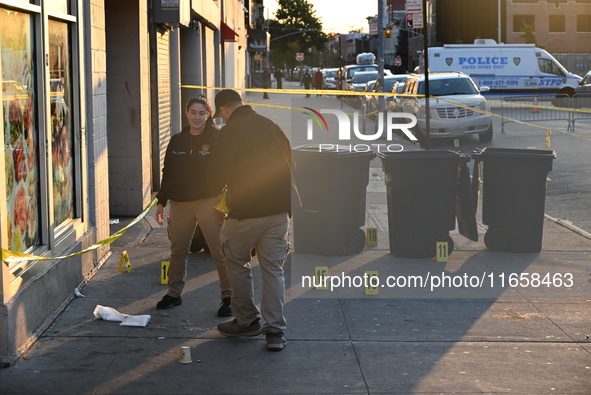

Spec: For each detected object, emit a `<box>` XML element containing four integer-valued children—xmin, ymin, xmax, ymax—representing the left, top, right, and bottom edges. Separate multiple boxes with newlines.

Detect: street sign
<box><xmin>406</xmin><ymin>12</ymin><xmax>414</xmax><ymax>29</ymax></box>
<box><xmin>369</xmin><ymin>22</ymin><xmax>378</xmax><ymax>35</ymax></box>
<box><xmin>410</xmin><ymin>11</ymin><xmax>423</xmax><ymax>28</ymax></box>
<box><xmin>296</xmin><ymin>52</ymin><xmax>304</xmax><ymax>61</ymax></box>
<box><xmin>395</xmin><ymin>57</ymin><xmax>402</xmax><ymax>66</ymax></box>
<box><xmin>406</xmin><ymin>0</ymin><xmax>423</xmax><ymax>29</ymax></box>
<box><xmin>406</xmin><ymin>0</ymin><xmax>421</xmax><ymax>7</ymax></box>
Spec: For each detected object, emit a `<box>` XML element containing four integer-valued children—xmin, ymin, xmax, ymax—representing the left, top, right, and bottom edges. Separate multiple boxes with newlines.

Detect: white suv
<box><xmin>399</xmin><ymin>72</ymin><xmax>493</xmax><ymax>142</ymax></box>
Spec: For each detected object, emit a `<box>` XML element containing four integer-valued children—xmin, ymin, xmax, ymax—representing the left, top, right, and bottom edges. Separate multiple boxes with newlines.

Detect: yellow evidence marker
<box><xmin>366</xmin><ymin>228</ymin><xmax>378</xmax><ymax>246</ymax></box>
<box><xmin>436</xmin><ymin>241</ymin><xmax>449</xmax><ymax>262</ymax></box>
<box><xmin>161</xmin><ymin>261</ymin><xmax>170</xmax><ymax>284</ymax></box>
<box><xmin>364</xmin><ymin>271</ymin><xmax>379</xmax><ymax>295</ymax></box>
<box><xmin>314</xmin><ymin>266</ymin><xmax>329</xmax><ymax>290</ymax></box>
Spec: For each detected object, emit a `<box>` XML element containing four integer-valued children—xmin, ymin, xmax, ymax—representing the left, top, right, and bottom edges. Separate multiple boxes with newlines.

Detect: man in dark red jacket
<box><xmin>313</xmin><ymin>69</ymin><xmax>324</xmax><ymax>96</ymax></box>
<box><xmin>209</xmin><ymin>89</ymin><xmax>291</xmax><ymax>351</ymax></box>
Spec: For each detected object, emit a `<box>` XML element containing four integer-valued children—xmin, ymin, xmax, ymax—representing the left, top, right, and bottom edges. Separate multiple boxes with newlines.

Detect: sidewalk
<box><xmin>1</xmin><ymin>82</ymin><xmax>591</xmax><ymax>394</ymax></box>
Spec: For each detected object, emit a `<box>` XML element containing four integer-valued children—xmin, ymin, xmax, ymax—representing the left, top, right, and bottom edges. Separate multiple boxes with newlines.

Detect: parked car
<box><xmin>367</xmin><ymin>74</ymin><xmax>409</xmax><ymax>119</ymax></box>
<box><xmin>575</xmin><ymin>69</ymin><xmax>591</xmax><ymax>92</ymax></box>
<box><xmin>359</xmin><ymin>79</ymin><xmax>377</xmax><ymax>115</ymax></box>
<box><xmin>348</xmin><ymin>70</ymin><xmax>393</xmax><ymax>93</ymax></box>
<box><xmin>385</xmin><ymin>81</ymin><xmax>408</xmax><ymax>112</ymax></box>
<box><xmin>347</xmin><ymin>70</ymin><xmax>393</xmax><ymax>107</ymax></box>
<box><xmin>399</xmin><ymin>72</ymin><xmax>493</xmax><ymax>142</ymax></box>
<box><xmin>322</xmin><ymin>68</ymin><xmax>339</xmax><ymax>89</ymax></box>
<box><xmin>574</xmin><ymin>70</ymin><xmax>591</xmax><ymax>108</ymax></box>
<box><xmin>336</xmin><ymin>64</ymin><xmax>378</xmax><ymax>91</ymax></box>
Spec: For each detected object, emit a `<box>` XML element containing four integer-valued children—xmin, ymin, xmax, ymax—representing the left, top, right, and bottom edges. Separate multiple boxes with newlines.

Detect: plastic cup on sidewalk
<box><xmin>179</xmin><ymin>346</ymin><xmax>192</xmax><ymax>363</ymax></box>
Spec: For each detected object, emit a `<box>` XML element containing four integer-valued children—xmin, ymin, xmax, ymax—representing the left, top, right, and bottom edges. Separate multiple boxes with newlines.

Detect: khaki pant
<box><xmin>220</xmin><ymin>212</ymin><xmax>290</xmax><ymax>335</ymax></box>
<box><xmin>167</xmin><ymin>198</ymin><xmax>231</xmax><ymax>300</ymax></box>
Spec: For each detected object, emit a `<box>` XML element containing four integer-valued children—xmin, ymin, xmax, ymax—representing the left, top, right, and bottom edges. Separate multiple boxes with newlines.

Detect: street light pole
<box><xmin>423</xmin><ymin>0</ymin><xmax>430</xmax><ymax>150</ymax></box>
<box><xmin>377</xmin><ymin>0</ymin><xmax>385</xmax><ymax>115</ymax></box>
<box><xmin>498</xmin><ymin>0</ymin><xmax>502</xmax><ymax>43</ymax></box>
<box><xmin>339</xmin><ymin>35</ymin><xmax>343</xmax><ymax>109</ymax></box>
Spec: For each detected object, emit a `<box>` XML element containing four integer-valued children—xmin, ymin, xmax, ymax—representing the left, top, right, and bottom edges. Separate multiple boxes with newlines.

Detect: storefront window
<box><xmin>1</xmin><ymin>9</ymin><xmax>40</xmax><ymax>252</ymax></box>
<box><xmin>49</xmin><ymin>19</ymin><xmax>74</xmax><ymax>226</ymax></box>
<box><xmin>46</xmin><ymin>0</ymin><xmax>70</xmax><ymax>14</ymax></box>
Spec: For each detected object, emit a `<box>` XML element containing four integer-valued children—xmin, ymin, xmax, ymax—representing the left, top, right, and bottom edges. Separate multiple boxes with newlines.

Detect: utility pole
<box><xmin>423</xmin><ymin>0</ymin><xmax>430</xmax><ymax>150</ymax></box>
<box><xmin>498</xmin><ymin>0</ymin><xmax>502</xmax><ymax>43</ymax></box>
<box><xmin>377</xmin><ymin>0</ymin><xmax>385</xmax><ymax>115</ymax></box>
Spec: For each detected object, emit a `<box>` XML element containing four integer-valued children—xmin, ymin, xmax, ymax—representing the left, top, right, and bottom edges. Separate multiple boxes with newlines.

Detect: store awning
<box><xmin>221</xmin><ymin>21</ymin><xmax>238</xmax><ymax>42</ymax></box>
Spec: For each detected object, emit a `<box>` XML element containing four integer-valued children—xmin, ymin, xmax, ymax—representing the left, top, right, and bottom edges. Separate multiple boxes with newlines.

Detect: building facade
<box><xmin>506</xmin><ymin>0</ymin><xmax>591</xmax><ymax>75</ymax></box>
<box><xmin>382</xmin><ymin>0</ymin><xmax>591</xmax><ymax>75</ymax></box>
<box><xmin>0</xmin><ymin>0</ymin><xmax>247</xmax><ymax>366</ymax></box>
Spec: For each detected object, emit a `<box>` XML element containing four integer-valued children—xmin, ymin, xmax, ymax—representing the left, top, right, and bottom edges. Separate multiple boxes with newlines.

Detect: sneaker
<box><xmin>217</xmin><ymin>318</ymin><xmax>261</xmax><ymax>337</ymax></box>
<box><xmin>266</xmin><ymin>332</ymin><xmax>287</xmax><ymax>351</ymax></box>
<box><xmin>156</xmin><ymin>294</ymin><xmax>182</xmax><ymax>309</ymax></box>
<box><xmin>217</xmin><ymin>297</ymin><xmax>232</xmax><ymax>317</ymax></box>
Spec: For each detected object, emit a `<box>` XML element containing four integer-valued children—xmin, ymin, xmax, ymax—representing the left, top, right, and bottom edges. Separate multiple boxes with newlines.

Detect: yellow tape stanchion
<box><xmin>2</xmin><ymin>198</ymin><xmax>158</xmax><ymax>265</ymax></box>
<box><xmin>117</xmin><ymin>251</ymin><xmax>132</xmax><ymax>273</ymax></box>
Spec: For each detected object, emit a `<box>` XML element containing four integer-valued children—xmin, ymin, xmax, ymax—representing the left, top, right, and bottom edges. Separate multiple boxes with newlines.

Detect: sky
<box><xmin>264</xmin><ymin>0</ymin><xmax>378</xmax><ymax>34</ymax></box>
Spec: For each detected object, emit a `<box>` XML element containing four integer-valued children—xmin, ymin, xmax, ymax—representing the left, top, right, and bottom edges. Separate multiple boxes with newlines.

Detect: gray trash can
<box><xmin>472</xmin><ymin>148</ymin><xmax>556</xmax><ymax>253</ymax></box>
<box><xmin>292</xmin><ymin>146</ymin><xmax>375</xmax><ymax>256</ymax></box>
<box><xmin>378</xmin><ymin>150</ymin><xmax>472</xmax><ymax>258</ymax></box>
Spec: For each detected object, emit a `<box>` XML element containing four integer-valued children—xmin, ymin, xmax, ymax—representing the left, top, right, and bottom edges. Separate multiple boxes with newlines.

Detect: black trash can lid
<box><xmin>377</xmin><ymin>149</ymin><xmax>470</xmax><ymax>162</ymax></box>
<box><xmin>292</xmin><ymin>145</ymin><xmax>376</xmax><ymax>159</ymax></box>
<box><xmin>472</xmin><ymin>147</ymin><xmax>556</xmax><ymax>160</ymax></box>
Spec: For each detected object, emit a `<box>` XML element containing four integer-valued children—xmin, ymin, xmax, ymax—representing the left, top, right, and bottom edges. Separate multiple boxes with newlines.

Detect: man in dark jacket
<box><xmin>262</xmin><ymin>67</ymin><xmax>271</xmax><ymax>99</ymax></box>
<box><xmin>209</xmin><ymin>89</ymin><xmax>291</xmax><ymax>351</ymax></box>
<box><xmin>273</xmin><ymin>68</ymin><xmax>284</xmax><ymax>89</ymax></box>
<box><xmin>301</xmin><ymin>71</ymin><xmax>313</xmax><ymax>97</ymax></box>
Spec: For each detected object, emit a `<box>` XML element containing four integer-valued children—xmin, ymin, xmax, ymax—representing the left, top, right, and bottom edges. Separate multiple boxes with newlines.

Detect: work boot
<box><xmin>266</xmin><ymin>332</ymin><xmax>287</xmax><ymax>351</ymax></box>
<box><xmin>156</xmin><ymin>294</ymin><xmax>182</xmax><ymax>309</ymax></box>
<box><xmin>217</xmin><ymin>297</ymin><xmax>232</xmax><ymax>317</ymax></box>
<box><xmin>217</xmin><ymin>317</ymin><xmax>261</xmax><ymax>337</ymax></box>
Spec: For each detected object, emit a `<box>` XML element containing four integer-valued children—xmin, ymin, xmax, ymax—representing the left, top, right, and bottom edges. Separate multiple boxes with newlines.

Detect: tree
<box><xmin>269</xmin><ymin>0</ymin><xmax>328</xmax><ymax>70</ymax></box>
<box><xmin>520</xmin><ymin>22</ymin><xmax>538</xmax><ymax>46</ymax></box>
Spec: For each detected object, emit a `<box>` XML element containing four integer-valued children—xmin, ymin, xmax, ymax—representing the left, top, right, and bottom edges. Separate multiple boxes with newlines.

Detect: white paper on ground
<box><xmin>119</xmin><ymin>315</ymin><xmax>151</xmax><ymax>327</ymax></box>
<box><xmin>93</xmin><ymin>305</ymin><xmax>126</xmax><ymax>321</ymax></box>
<box><xmin>93</xmin><ymin>305</ymin><xmax>151</xmax><ymax>327</ymax></box>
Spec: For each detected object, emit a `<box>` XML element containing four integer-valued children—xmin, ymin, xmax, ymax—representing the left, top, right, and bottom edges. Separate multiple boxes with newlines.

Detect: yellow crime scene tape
<box><xmin>184</xmin><ymin>84</ymin><xmax>591</xmax><ymax>149</ymax></box>
<box><xmin>1</xmin><ymin>198</ymin><xmax>158</xmax><ymax>265</ymax></box>
<box><xmin>436</xmin><ymin>96</ymin><xmax>591</xmax><ymax>149</ymax></box>
<box><xmin>182</xmin><ymin>84</ymin><xmax>423</xmax><ymax>118</ymax></box>
<box><xmin>4</xmin><ymin>84</ymin><xmax>589</xmax><ymax>264</ymax></box>
<box><xmin>181</xmin><ymin>83</ymin><xmax>399</xmax><ymax>97</ymax></box>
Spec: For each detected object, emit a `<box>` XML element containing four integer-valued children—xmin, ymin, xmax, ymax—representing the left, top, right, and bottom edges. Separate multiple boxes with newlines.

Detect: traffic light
<box><xmin>384</xmin><ymin>28</ymin><xmax>392</xmax><ymax>38</ymax></box>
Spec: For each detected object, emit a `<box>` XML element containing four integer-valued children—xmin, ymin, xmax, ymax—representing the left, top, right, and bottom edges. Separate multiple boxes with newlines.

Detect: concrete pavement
<box><xmin>1</xmin><ymin>81</ymin><xmax>591</xmax><ymax>394</ymax></box>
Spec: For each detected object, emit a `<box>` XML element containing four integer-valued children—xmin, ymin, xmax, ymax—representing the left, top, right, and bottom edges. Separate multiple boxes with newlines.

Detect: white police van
<box><xmin>428</xmin><ymin>39</ymin><xmax>581</xmax><ymax>98</ymax></box>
